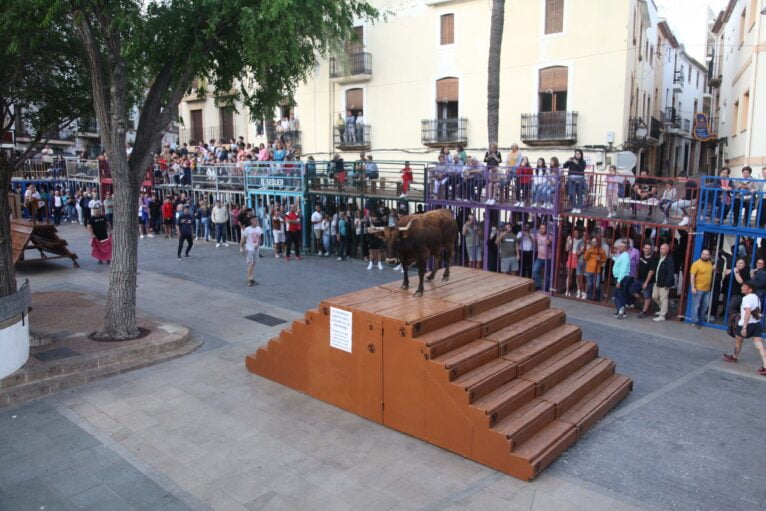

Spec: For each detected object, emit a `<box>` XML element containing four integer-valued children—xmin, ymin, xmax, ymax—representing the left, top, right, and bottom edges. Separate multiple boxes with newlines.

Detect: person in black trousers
<box><xmin>176</xmin><ymin>206</ymin><xmax>194</xmax><ymax>258</ymax></box>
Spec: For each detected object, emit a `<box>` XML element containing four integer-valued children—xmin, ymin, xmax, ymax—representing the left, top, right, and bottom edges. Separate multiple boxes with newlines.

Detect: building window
<box><xmin>440</xmin><ymin>14</ymin><xmax>454</xmax><ymax>45</ymax></box>
<box><xmin>750</xmin><ymin>0</ymin><xmax>758</xmax><ymax>29</ymax></box>
<box><xmin>696</xmin><ymin>70</ymin><xmax>700</xmax><ymax>89</ymax></box>
<box><xmin>544</xmin><ymin>0</ymin><xmax>564</xmax><ymax>35</ymax></box>
<box><xmin>733</xmin><ymin>100</ymin><xmax>739</xmax><ymax>133</ymax></box>
<box><xmin>190</xmin><ymin>110</ymin><xmax>203</xmax><ymax>145</ymax></box>
<box><xmin>688</xmin><ymin>65</ymin><xmax>692</xmax><ymax>82</ymax></box>
<box><xmin>741</xmin><ymin>91</ymin><xmax>750</xmax><ymax>132</ymax></box>
<box><xmin>436</xmin><ymin>77</ymin><xmax>459</xmax><ymax>119</ymax></box>
<box><xmin>346</xmin><ymin>26</ymin><xmax>364</xmax><ymax>55</ymax></box>
<box><xmin>219</xmin><ymin>107</ymin><xmax>234</xmax><ymax>142</ymax></box>
<box><xmin>538</xmin><ymin>66</ymin><xmax>568</xmax><ymax>112</ymax></box>
<box><xmin>739</xmin><ymin>8</ymin><xmax>746</xmax><ymax>46</ymax></box>
<box><xmin>345</xmin><ymin>88</ymin><xmax>364</xmax><ymax>119</ymax></box>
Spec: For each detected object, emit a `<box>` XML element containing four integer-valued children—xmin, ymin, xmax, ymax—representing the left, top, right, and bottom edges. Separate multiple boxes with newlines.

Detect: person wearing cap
<box><xmin>176</xmin><ymin>206</ymin><xmax>194</xmax><ymax>258</ymax></box>
<box><xmin>723</xmin><ymin>280</ymin><xmax>766</xmax><ymax>376</ymax></box>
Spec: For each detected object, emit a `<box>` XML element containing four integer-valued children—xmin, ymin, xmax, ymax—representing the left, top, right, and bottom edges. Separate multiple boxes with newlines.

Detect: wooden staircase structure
<box><xmin>246</xmin><ymin>268</ymin><xmax>632</xmax><ymax>481</ymax></box>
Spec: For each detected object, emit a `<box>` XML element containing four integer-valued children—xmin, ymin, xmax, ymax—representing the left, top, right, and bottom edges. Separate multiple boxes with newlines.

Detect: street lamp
<box><xmin>635</xmin><ymin>118</ymin><xmax>649</xmax><ymax>140</ymax></box>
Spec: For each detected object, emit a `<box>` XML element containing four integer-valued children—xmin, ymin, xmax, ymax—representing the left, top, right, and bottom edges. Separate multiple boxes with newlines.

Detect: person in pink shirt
<box><xmin>532</xmin><ymin>223</ymin><xmax>552</xmax><ymax>291</ymax></box>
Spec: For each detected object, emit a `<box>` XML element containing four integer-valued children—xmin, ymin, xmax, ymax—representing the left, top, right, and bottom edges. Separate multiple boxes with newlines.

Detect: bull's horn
<box><xmin>399</xmin><ymin>219</ymin><xmax>414</xmax><ymax>232</ymax></box>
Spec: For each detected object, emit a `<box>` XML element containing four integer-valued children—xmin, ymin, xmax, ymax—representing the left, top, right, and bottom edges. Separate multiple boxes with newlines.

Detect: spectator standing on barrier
<box><xmin>612</xmin><ymin>240</ymin><xmax>630</xmax><ymax>319</ymax></box>
<box><xmin>463</xmin><ymin>214</ymin><xmax>483</xmax><ymax>269</ymax></box>
<box><xmin>724</xmin><ymin>257</ymin><xmax>750</xmax><ymax>315</ymax></box>
<box><xmin>456</xmin><ymin>144</ymin><xmax>468</xmax><ymax>165</ymax></box>
<box><xmin>723</xmin><ymin>280</ymin><xmax>766</xmax><ymax>376</ymax></box>
<box><xmin>533</xmin><ymin>223</ymin><xmax>552</xmax><ymax>291</ymax></box>
<box><xmin>365</xmin><ymin>156</ymin><xmax>379</xmax><ymax>194</ymax></box>
<box><xmin>732</xmin><ymin>166</ymin><xmax>755</xmax><ymax>227</ymax></box>
<box><xmin>688</xmin><ymin>249</ymin><xmax>714</xmax><ymax>328</ymax></box>
<box><xmin>714</xmin><ymin>167</ymin><xmax>733</xmax><ymax>223</ymax></box>
<box><xmin>271</xmin><ymin>205</ymin><xmax>285</xmax><ymax>257</ymax></box>
<box><xmin>630</xmin><ymin>242</ymin><xmax>657</xmax><ymax>318</ymax></box>
<box><xmin>284</xmin><ymin>203</ymin><xmax>302</xmax><ymax>260</ymax></box>
<box><xmin>400</xmin><ymin>161</ymin><xmax>414</xmax><ymax>198</ymax></box>
<box><xmin>211</xmin><ymin>200</ymin><xmax>229</xmax><ymax>247</ymax></box>
<box><xmin>532</xmin><ymin>158</ymin><xmax>552</xmax><ymax>209</ymax></box>
<box><xmin>496</xmin><ymin>223</ymin><xmax>519</xmax><ymax>275</ymax></box>
<box><xmin>506</xmin><ymin>143</ymin><xmax>522</xmax><ymax>203</ymax></box>
<box><xmin>240</xmin><ymin>216</ymin><xmax>263</xmax><ymax>286</ymax></box>
<box><xmin>311</xmin><ymin>205</ymin><xmax>324</xmax><ymax>255</ymax></box>
<box><xmin>484</xmin><ymin>143</ymin><xmax>501</xmax><ymax>205</ymax></box>
<box><xmin>564</xmin><ymin>149</ymin><xmax>586</xmax><ymax>214</ymax></box>
<box><xmin>176</xmin><ymin>206</ymin><xmax>194</xmax><ymax>259</ymax></box>
<box><xmin>605</xmin><ymin>165</ymin><xmax>621</xmax><ymax>218</ymax></box>
<box><xmin>652</xmin><ymin>243</ymin><xmax>675</xmax><ymax>322</ymax></box>
<box><xmin>584</xmin><ymin>237</ymin><xmax>607</xmax><ymax>301</ymax></box>
<box><xmin>515</xmin><ymin>156</ymin><xmax>533</xmax><ymax>208</ymax></box>
<box><xmin>332</xmin><ymin>154</ymin><xmax>345</xmax><ymax>192</ymax></box>
<box><xmin>517</xmin><ymin>224</ymin><xmax>534</xmax><ymax>278</ymax></box>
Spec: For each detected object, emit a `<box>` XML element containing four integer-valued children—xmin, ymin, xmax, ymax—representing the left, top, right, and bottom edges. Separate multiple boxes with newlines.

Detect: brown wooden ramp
<box><xmin>246</xmin><ymin>268</ymin><xmax>632</xmax><ymax>481</ymax></box>
<box><xmin>11</xmin><ymin>220</ymin><xmax>80</xmax><ymax>267</ymax></box>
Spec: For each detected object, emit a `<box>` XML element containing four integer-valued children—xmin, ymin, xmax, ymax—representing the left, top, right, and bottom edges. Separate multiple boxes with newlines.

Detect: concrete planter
<box><xmin>0</xmin><ymin>281</ymin><xmax>32</xmax><ymax>379</ymax></box>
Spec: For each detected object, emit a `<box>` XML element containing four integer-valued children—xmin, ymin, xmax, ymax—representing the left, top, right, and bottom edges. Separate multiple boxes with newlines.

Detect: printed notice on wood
<box><xmin>329</xmin><ymin>307</ymin><xmax>352</xmax><ymax>353</ymax></box>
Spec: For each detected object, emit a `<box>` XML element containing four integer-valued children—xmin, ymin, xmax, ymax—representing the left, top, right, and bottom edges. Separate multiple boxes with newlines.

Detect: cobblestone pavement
<box><xmin>3</xmin><ymin>223</ymin><xmax>765</xmax><ymax>510</ymax></box>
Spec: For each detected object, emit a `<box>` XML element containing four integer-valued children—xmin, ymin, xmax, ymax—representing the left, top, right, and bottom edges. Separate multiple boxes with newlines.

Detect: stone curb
<box><xmin>0</xmin><ymin>324</ymin><xmax>200</xmax><ymax>408</ymax></box>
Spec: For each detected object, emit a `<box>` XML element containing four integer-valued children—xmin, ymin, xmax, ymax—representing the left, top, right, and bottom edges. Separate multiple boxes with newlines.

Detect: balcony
<box><xmin>683</xmin><ymin>118</ymin><xmax>691</xmax><ymax>134</ymax></box>
<box><xmin>663</xmin><ymin>107</ymin><xmax>681</xmax><ymax>133</ymax></box>
<box><xmin>673</xmin><ymin>70</ymin><xmax>684</xmax><ymax>92</ymax></box>
<box><xmin>520</xmin><ymin>111</ymin><xmax>577</xmax><ymax>146</ymax></box>
<box><xmin>77</xmin><ymin>118</ymin><xmax>99</xmax><ymax>137</ymax></box>
<box><xmin>334</xmin><ymin>123</ymin><xmax>370</xmax><ymax>150</ymax></box>
<box><xmin>626</xmin><ymin>117</ymin><xmax>660</xmax><ymax>147</ymax></box>
<box><xmin>329</xmin><ymin>52</ymin><xmax>372</xmax><ymax>83</ymax></box>
<box><xmin>421</xmin><ymin>118</ymin><xmax>467</xmax><ymax>147</ymax></box>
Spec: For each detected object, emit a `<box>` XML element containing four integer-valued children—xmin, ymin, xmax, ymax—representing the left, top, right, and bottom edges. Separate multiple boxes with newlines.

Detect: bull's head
<box><xmin>375</xmin><ymin>219</ymin><xmax>413</xmax><ymax>263</ymax></box>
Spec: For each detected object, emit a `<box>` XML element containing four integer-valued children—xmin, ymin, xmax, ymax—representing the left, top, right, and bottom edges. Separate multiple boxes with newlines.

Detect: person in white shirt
<box><xmin>41</xmin><ymin>145</ymin><xmax>54</xmax><ymax>165</ymax></box>
<box><xmin>88</xmin><ymin>196</ymin><xmax>103</xmax><ymax>211</ymax></box>
<box><xmin>211</xmin><ymin>200</ymin><xmax>230</xmax><ymax>247</ymax></box>
<box><xmin>311</xmin><ymin>205</ymin><xmax>324</xmax><ymax>255</ymax></box>
<box><xmin>723</xmin><ymin>280</ymin><xmax>766</xmax><ymax>376</ymax></box>
<box><xmin>239</xmin><ymin>216</ymin><xmax>263</xmax><ymax>287</ymax></box>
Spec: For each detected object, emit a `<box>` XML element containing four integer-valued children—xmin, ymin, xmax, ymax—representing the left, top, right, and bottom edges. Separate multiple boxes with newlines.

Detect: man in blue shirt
<box><xmin>176</xmin><ymin>206</ymin><xmax>194</xmax><ymax>259</ymax></box>
<box><xmin>612</xmin><ymin>240</ymin><xmax>631</xmax><ymax>319</ymax></box>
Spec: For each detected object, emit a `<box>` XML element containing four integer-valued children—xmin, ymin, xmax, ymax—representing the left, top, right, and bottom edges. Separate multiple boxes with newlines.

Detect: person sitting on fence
<box><xmin>659</xmin><ymin>181</ymin><xmax>677</xmax><ymax>224</ymax></box>
<box><xmin>447</xmin><ymin>154</ymin><xmax>463</xmax><ymax>200</ymax></box>
<box><xmin>432</xmin><ymin>154</ymin><xmax>449</xmax><ymax>200</ymax></box>
<box><xmin>365</xmin><ymin>156</ymin><xmax>379</xmax><ymax>193</ymax></box>
<box><xmin>462</xmin><ymin>157</ymin><xmax>484</xmax><ymax>203</ymax></box>
<box><xmin>630</xmin><ymin>169</ymin><xmax>657</xmax><ymax>220</ymax></box>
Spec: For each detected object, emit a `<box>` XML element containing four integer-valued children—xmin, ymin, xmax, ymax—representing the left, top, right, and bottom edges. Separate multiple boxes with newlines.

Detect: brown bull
<box><xmin>374</xmin><ymin>208</ymin><xmax>458</xmax><ymax>296</ymax></box>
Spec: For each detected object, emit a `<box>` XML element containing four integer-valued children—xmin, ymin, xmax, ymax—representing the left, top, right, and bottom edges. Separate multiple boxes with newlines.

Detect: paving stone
<box><xmin>69</xmin><ymin>484</ymin><xmax>136</xmax><ymax>511</ymax></box>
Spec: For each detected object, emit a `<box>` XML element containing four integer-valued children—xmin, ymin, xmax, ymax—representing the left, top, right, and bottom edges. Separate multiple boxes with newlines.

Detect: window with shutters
<box><xmin>732</xmin><ymin>101</ymin><xmax>739</xmax><ymax>134</ymax></box>
<box><xmin>435</xmin><ymin>77</ymin><xmax>458</xmax><ymax>119</ymax></box>
<box><xmin>345</xmin><ymin>88</ymin><xmax>364</xmax><ymax>117</ymax></box>
<box><xmin>741</xmin><ymin>91</ymin><xmax>749</xmax><ymax>132</ymax></box>
<box><xmin>219</xmin><ymin>107</ymin><xmax>234</xmax><ymax>141</ymax></box>
<box><xmin>190</xmin><ymin>110</ymin><xmax>203</xmax><ymax>145</ymax></box>
<box><xmin>739</xmin><ymin>8</ymin><xmax>746</xmax><ymax>46</ymax></box>
<box><xmin>440</xmin><ymin>14</ymin><xmax>454</xmax><ymax>45</ymax></box>
<box><xmin>544</xmin><ymin>0</ymin><xmax>564</xmax><ymax>35</ymax></box>
<box><xmin>538</xmin><ymin>66</ymin><xmax>567</xmax><ymax>112</ymax></box>
<box><xmin>749</xmin><ymin>0</ymin><xmax>757</xmax><ymax>29</ymax></box>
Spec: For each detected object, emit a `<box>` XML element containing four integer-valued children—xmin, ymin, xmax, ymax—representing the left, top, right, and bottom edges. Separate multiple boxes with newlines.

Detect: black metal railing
<box><xmin>330</xmin><ymin>52</ymin><xmax>372</xmax><ymax>78</ymax></box>
<box><xmin>520</xmin><ymin>111</ymin><xmax>577</xmax><ymax>143</ymax></box>
<box><xmin>334</xmin><ymin>123</ymin><xmax>370</xmax><ymax>149</ymax></box>
<box><xmin>650</xmin><ymin>116</ymin><xmax>661</xmax><ymax>139</ymax></box>
<box><xmin>663</xmin><ymin>107</ymin><xmax>680</xmax><ymax>127</ymax></box>
<box><xmin>421</xmin><ymin>118</ymin><xmax>467</xmax><ymax>146</ymax></box>
<box><xmin>673</xmin><ymin>70</ymin><xmax>684</xmax><ymax>86</ymax></box>
<box><xmin>78</xmin><ymin>118</ymin><xmax>98</xmax><ymax>133</ymax></box>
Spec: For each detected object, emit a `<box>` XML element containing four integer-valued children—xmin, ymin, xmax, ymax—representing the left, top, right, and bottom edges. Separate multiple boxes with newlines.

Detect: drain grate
<box><xmin>33</xmin><ymin>347</ymin><xmax>80</xmax><ymax>362</ymax></box>
<box><xmin>245</xmin><ymin>313</ymin><xmax>286</xmax><ymax>326</ymax></box>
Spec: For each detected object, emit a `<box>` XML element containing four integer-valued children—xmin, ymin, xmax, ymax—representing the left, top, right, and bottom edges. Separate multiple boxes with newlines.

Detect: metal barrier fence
<box><xmin>424</xmin><ymin>164</ymin><xmax>562</xmax><ymax>212</ymax></box>
<box><xmin>697</xmin><ymin>176</ymin><xmax>766</xmax><ymax>228</ymax></box>
<box><xmin>307</xmin><ymin>160</ymin><xmax>427</xmax><ymax>201</ymax></box>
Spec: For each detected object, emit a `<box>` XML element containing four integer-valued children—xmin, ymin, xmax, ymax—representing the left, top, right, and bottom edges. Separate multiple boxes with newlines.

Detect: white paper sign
<box><xmin>329</xmin><ymin>307</ymin><xmax>353</xmax><ymax>353</ymax></box>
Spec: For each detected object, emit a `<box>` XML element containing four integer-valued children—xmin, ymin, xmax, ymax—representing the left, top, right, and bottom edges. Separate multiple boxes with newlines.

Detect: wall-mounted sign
<box><xmin>692</xmin><ymin>112</ymin><xmax>716</xmax><ymax>142</ymax></box>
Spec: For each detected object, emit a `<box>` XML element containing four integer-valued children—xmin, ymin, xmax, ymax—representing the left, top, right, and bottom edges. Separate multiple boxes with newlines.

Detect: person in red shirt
<box><xmin>400</xmin><ymin>161</ymin><xmax>413</xmax><ymax>197</ymax></box>
<box><xmin>161</xmin><ymin>198</ymin><xmax>174</xmax><ymax>238</ymax></box>
<box><xmin>284</xmin><ymin>203</ymin><xmax>302</xmax><ymax>260</ymax></box>
<box><xmin>515</xmin><ymin>156</ymin><xmax>533</xmax><ymax>207</ymax></box>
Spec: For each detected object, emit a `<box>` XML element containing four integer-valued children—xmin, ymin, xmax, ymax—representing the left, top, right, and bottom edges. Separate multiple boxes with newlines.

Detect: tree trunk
<box><xmin>487</xmin><ymin>0</ymin><xmax>505</xmax><ymax>145</ymax></box>
<box><xmin>95</xmin><ymin>154</ymin><xmax>141</xmax><ymax>340</ymax></box>
<box><xmin>265</xmin><ymin>117</ymin><xmax>277</xmax><ymax>145</ymax></box>
<box><xmin>0</xmin><ymin>157</ymin><xmax>18</xmax><ymax>298</ymax></box>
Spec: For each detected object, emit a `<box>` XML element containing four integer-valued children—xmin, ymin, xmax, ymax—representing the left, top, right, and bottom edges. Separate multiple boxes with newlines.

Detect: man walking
<box><xmin>652</xmin><ymin>243</ymin><xmax>675</xmax><ymax>322</ymax></box>
<box><xmin>612</xmin><ymin>241</ymin><xmax>630</xmax><ymax>319</ymax></box>
<box><xmin>723</xmin><ymin>280</ymin><xmax>766</xmax><ymax>376</ymax></box>
<box><xmin>211</xmin><ymin>200</ymin><xmax>230</xmax><ymax>247</ymax></box>
<box><xmin>240</xmin><ymin>216</ymin><xmax>263</xmax><ymax>286</ymax></box>
<box><xmin>176</xmin><ymin>206</ymin><xmax>194</xmax><ymax>259</ymax></box>
<box><xmin>689</xmin><ymin>248</ymin><xmax>714</xmax><ymax>328</ymax></box>
<box><xmin>630</xmin><ymin>242</ymin><xmax>657</xmax><ymax>318</ymax></box>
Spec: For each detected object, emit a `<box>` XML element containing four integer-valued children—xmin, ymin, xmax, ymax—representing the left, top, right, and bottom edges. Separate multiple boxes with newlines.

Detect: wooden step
<box><xmin>452</xmin><ymin>358</ymin><xmax>518</xmax><ymax>403</ymax></box>
<box><xmin>486</xmin><ymin>309</ymin><xmax>566</xmax><ymax>356</ymax></box>
<box><xmin>419</xmin><ymin>320</ymin><xmax>483</xmax><ymax>359</ymax></box>
<box><xmin>520</xmin><ymin>341</ymin><xmax>599</xmax><ymax>396</ymax></box>
<box><xmin>511</xmin><ymin>420</ymin><xmax>577</xmax><ymax>477</ymax></box>
<box><xmin>492</xmin><ymin>399</ymin><xmax>556</xmax><ymax>449</ymax></box>
<box><xmin>471</xmin><ymin>378</ymin><xmax>536</xmax><ymax>426</ymax></box>
<box><xmin>432</xmin><ymin>339</ymin><xmax>499</xmax><ymax>381</ymax></box>
<box><xmin>469</xmin><ymin>293</ymin><xmax>551</xmax><ymax>337</ymax></box>
<box><xmin>502</xmin><ymin>324</ymin><xmax>581</xmax><ymax>375</ymax></box>
<box><xmin>539</xmin><ymin>358</ymin><xmax>615</xmax><ymax>417</ymax></box>
<box><xmin>560</xmin><ymin>374</ymin><xmax>633</xmax><ymax>436</ymax></box>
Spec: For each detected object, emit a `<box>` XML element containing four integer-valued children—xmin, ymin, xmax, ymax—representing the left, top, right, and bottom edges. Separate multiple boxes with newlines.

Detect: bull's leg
<box><xmin>415</xmin><ymin>262</ymin><xmax>426</xmax><ymax>296</ymax></box>
<box><xmin>443</xmin><ymin>245</ymin><xmax>452</xmax><ymax>281</ymax></box>
<box><xmin>401</xmin><ymin>266</ymin><xmax>409</xmax><ymax>290</ymax></box>
<box><xmin>426</xmin><ymin>255</ymin><xmax>441</xmax><ymax>281</ymax></box>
